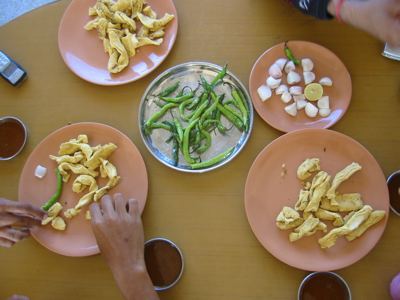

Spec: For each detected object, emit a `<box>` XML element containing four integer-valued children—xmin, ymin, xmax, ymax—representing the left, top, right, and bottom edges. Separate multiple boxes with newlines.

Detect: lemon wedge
<box><xmin>304</xmin><ymin>83</ymin><xmax>324</xmax><ymax>101</ymax></box>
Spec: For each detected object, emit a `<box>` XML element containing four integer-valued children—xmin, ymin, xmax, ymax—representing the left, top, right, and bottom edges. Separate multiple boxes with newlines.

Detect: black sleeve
<box><xmin>290</xmin><ymin>0</ymin><xmax>333</xmax><ymax>20</ymax></box>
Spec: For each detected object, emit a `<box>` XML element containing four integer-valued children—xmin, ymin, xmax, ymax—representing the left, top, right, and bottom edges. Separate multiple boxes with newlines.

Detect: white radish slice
<box><xmin>284</xmin><ymin>103</ymin><xmax>297</xmax><ymax>117</ymax></box>
<box><xmin>303</xmin><ymin>72</ymin><xmax>316</xmax><ymax>85</ymax></box>
<box><xmin>35</xmin><ymin>165</ymin><xmax>48</xmax><ymax>179</ymax></box>
<box><xmin>296</xmin><ymin>99</ymin><xmax>307</xmax><ymax>110</ymax></box>
<box><xmin>269</xmin><ymin>63</ymin><xmax>282</xmax><ymax>79</ymax></box>
<box><xmin>276</xmin><ymin>84</ymin><xmax>288</xmax><ymax>95</ymax></box>
<box><xmin>302</xmin><ymin>58</ymin><xmax>314</xmax><ymax>72</ymax></box>
<box><xmin>281</xmin><ymin>92</ymin><xmax>292</xmax><ymax>104</ymax></box>
<box><xmin>289</xmin><ymin>86</ymin><xmax>303</xmax><ymax>95</ymax></box>
<box><xmin>266</xmin><ymin>76</ymin><xmax>281</xmax><ymax>89</ymax></box>
<box><xmin>319</xmin><ymin>77</ymin><xmax>333</xmax><ymax>86</ymax></box>
<box><xmin>275</xmin><ymin>58</ymin><xmax>288</xmax><ymax>70</ymax></box>
<box><xmin>287</xmin><ymin>71</ymin><xmax>301</xmax><ymax>85</ymax></box>
<box><xmin>284</xmin><ymin>61</ymin><xmax>296</xmax><ymax>74</ymax></box>
<box><xmin>257</xmin><ymin>85</ymin><xmax>272</xmax><ymax>102</ymax></box>
<box><xmin>305</xmin><ymin>102</ymin><xmax>318</xmax><ymax>118</ymax></box>
<box><xmin>319</xmin><ymin>108</ymin><xmax>332</xmax><ymax>117</ymax></box>
<box><xmin>293</xmin><ymin>94</ymin><xmax>305</xmax><ymax>102</ymax></box>
<box><xmin>317</xmin><ymin>96</ymin><xmax>330</xmax><ymax>109</ymax></box>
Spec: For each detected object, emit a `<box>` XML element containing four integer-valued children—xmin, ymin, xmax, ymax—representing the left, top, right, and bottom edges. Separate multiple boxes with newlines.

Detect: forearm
<box><xmin>112</xmin><ymin>265</ymin><xmax>159</xmax><ymax>300</ymax></box>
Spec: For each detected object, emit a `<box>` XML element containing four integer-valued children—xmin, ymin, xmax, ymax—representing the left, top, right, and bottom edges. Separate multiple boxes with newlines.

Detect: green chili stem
<box><xmin>190</xmin><ymin>147</ymin><xmax>235</xmax><ymax>169</ymax></box>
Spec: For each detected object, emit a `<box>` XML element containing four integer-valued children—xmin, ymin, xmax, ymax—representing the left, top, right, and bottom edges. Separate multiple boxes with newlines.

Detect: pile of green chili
<box><xmin>144</xmin><ymin>65</ymin><xmax>250</xmax><ymax>169</ymax></box>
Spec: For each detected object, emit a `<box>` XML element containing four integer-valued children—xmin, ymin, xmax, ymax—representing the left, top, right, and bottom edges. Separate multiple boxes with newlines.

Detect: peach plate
<box><xmin>249</xmin><ymin>41</ymin><xmax>352</xmax><ymax>132</ymax></box>
<box><xmin>18</xmin><ymin>123</ymin><xmax>148</xmax><ymax>257</ymax></box>
<box><xmin>58</xmin><ymin>0</ymin><xmax>178</xmax><ymax>85</ymax></box>
<box><xmin>244</xmin><ymin>129</ymin><xmax>389</xmax><ymax>271</ymax></box>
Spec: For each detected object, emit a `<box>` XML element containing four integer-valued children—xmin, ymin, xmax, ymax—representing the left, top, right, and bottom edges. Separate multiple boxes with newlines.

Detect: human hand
<box><xmin>0</xmin><ymin>198</ymin><xmax>45</xmax><ymax>248</ymax></box>
<box><xmin>329</xmin><ymin>0</ymin><xmax>400</xmax><ymax>47</ymax></box>
<box><xmin>90</xmin><ymin>194</ymin><xmax>159</xmax><ymax>300</ymax></box>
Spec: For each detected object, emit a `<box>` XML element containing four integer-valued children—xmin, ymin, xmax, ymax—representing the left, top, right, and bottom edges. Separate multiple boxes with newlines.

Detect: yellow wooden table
<box><xmin>1</xmin><ymin>0</ymin><xmax>399</xmax><ymax>299</ymax></box>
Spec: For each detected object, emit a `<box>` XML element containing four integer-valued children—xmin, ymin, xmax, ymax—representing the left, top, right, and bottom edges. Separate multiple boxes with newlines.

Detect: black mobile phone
<box><xmin>0</xmin><ymin>51</ymin><xmax>27</xmax><ymax>86</ymax></box>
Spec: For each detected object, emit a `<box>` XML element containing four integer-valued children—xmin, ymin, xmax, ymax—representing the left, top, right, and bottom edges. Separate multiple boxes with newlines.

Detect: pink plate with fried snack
<box><xmin>19</xmin><ymin>122</ymin><xmax>148</xmax><ymax>256</ymax></box>
<box><xmin>58</xmin><ymin>0</ymin><xmax>178</xmax><ymax>85</ymax></box>
<box><xmin>249</xmin><ymin>41</ymin><xmax>352</xmax><ymax>132</ymax></box>
<box><xmin>244</xmin><ymin>129</ymin><xmax>389</xmax><ymax>271</ymax></box>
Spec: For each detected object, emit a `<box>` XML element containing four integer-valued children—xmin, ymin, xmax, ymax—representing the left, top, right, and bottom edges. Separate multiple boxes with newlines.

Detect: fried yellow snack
<box><xmin>72</xmin><ymin>175</ymin><xmax>98</xmax><ymax>193</ymax></box>
<box><xmin>75</xmin><ymin>190</ymin><xmax>97</xmax><ymax>211</ymax></box>
<box><xmin>320</xmin><ymin>193</ymin><xmax>363</xmax><ymax>212</ymax></box>
<box><xmin>42</xmin><ymin>202</ymin><xmax>63</xmax><ymax>225</ymax></box>
<box><xmin>148</xmin><ymin>29</ymin><xmax>165</xmax><ymax>40</ymax></box>
<box><xmin>315</xmin><ymin>208</ymin><xmax>344</xmax><ymax>227</ymax></box>
<box><xmin>107</xmin><ymin>29</ymin><xmax>129</xmax><ymax>73</ymax></box>
<box><xmin>346</xmin><ymin>210</ymin><xmax>385</xmax><ymax>241</ymax></box>
<box><xmin>304</xmin><ymin>171</ymin><xmax>331</xmax><ymax>213</ymax></box>
<box><xmin>289</xmin><ymin>215</ymin><xmax>327</xmax><ymax>242</ymax></box>
<box><xmin>59</xmin><ymin>140</ymin><xmax>93</xmax><ymax>161</ymax></box>
<box><xmin>84</xmin><ymin>143</ymin><xmax>117</xmax><ymax>170</ymax></box>
<box><xmin>297</xmin><ymin>158</ymin><xmax>320</xmax><ymax>180</ymax></box>
<box><xmin>84</xmin><ymin>17</ymin><xmax>110</xmax><ymax>38</ymax></box>
<box><xmin>58</xmin><ymin>163</ymin><xmax>98</xmax><ymax>183</ymax></box>
<box><xmin>294</xmin><ymin>189</ymin><xmax>310</xmax><ymax>211</ymax></box>
<box><xmin>276</xmin><ymin>206</ymin><xmax>304</xmax><ymax>230</ymax></box>
<box><xmin>137</xmin><ymin>12</ymin><xmax>174</xmax><ymax>31</ymax></box>
<box><xmin>49</xmin><ymin>152</ymin><xmax>84</xmax><ymax>165</ymax></box>
<box><xmin>113</xmin><ymin>11</ymin><xmax>136</xmax><ymax>31</ymax></box>
<box><xmin>137</xmin><ymin>37</ymin><xmax>163</xmax><ymax>48</ymax></box>
<box><xmin>93</xmin><ymin>176</ymin><xmax>121</xmax><ymax>202</ymax></box>
<box><xmin>318</xmin><ymin>205</ymin><xmax>372</xmax><ymax>249</ymax></box>
<box><xmin>51</xmin><ymin>216</ymin><xmax>66</xmax><ymax>231</ymax></box>
<box><xmin>85</xmin><ymin>210</ymin><xmax>92</xmax><ymax>220</ymax></box>
<box><xmin>143</xmin><ymin>5</ymin><xmax>157</xmax><ymax>19</ymax></box>
<box><xmin>326</xmin><ymin>162</ymin><xmax>362</xmax><ymax>204</ymax></box>
<box><xmin>99</xmin><ymin>158</ymin><xmax>118</xmax><ymax>179</ymax></box>
<box><xmin>121</xmin><ymin>31</ymin><xmax>139</xmax><ymax>57</ymax></box>
<box><xmin>64</xmin><ymin>208</ymin><xmax>80</xmax><ymax>219</ymax></box>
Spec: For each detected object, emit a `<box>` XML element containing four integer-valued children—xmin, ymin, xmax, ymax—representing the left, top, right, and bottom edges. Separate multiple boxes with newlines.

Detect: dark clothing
<box><xmin>291</xmin><ymin>0</ymin><xmax>333</xmax><ymax>19</ymax></box>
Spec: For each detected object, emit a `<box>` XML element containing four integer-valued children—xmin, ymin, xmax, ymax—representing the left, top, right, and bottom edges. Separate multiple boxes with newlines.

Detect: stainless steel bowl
<box><xmin>0</xmin><ymin>116</ymin><xmax>28</xmax><ymax>161</ymax></box>
<box><xmin>144</xmin><ymin>237</ymin><xmax>184</xmax><ymax>292</ymax></box>
<box><xmin>138</xmin><ymin>62</ymin><xmax>254</xmax><ymax>173</ymax></box>
<box><xmin>298</xmin><ymin>271</ymin><xmax>352</xmax><ymax>300</ymax></box>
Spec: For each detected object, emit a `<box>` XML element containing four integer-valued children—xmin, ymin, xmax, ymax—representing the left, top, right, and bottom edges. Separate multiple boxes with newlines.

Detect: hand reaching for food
<box><xmin>90</xmin><ymin>194</ymin><xmax>159</xmax><ymax>300</ymax></box>
<box><xmin>0</xmin><ymin>198</ymin><xmax>45</xmax><ymax>248</ymax></box>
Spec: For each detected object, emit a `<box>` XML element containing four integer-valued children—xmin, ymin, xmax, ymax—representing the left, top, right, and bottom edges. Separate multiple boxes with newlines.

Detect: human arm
<box><xmin>0</xmin><ymin>198</ymin><xmax>44</xmax><ymax>248</ymax></box>
<box><xmin>90</xmin><ymin>194</ymin><xmax>159</xmax><ymax>300</ymax></box>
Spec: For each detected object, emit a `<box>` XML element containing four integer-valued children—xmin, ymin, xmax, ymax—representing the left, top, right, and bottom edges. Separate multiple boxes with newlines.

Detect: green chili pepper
<box><xmin>196</xmin><ymin>129</ymin><xmax>212</xmax><ymax>154</ymax></box>
<box><xmin>173</xmin><ymin>118</ymin><xmax>184</xmax><ymax>144</ymax></box>
<box><xmin>189</xmin><ymin>99</ymin><xmax>209</xmax><ymax>123</ymax></box>
<box><xmin>160</xmin><ymin>91</ymin><xmax>194</xmax><ymax>103</ymax></box>
<box><xmin>190</xmin><ymin>147</ymin><xmax>235</xmax><ymax>169</ymax></box>
<box><xmin>179</xmin><ymin>99</ymin><xmax>196</xmax><ymax>121</ymax></box>
<box><xmin>231</xmin><ymin>88</ymin><xmax>249</xmax><ymax>132</ymax></box>
<box><xmin>284</xmin><ymin>41</ymin><xmax>300</xmax><ymax>65</ymax></box>
<box><xmin>42</xmin><ymin>169</ymin><xmax>63</xmax><ymax>211</ymax></box>
<box><xmin>223</xmin><ymin>104</ymin><xmax>243</xmax><ymax>120</ymax></box>
<box><xmin>183</xmin><ymin>118</ymin><xmax>199</xmax><ymax>164</ymax></box>
<box><xmin>144</xmin><ymin>103</ymin><xmax>178</xmax><ymax>132</ymax></box>
<box><xmin>210</xmin><ymin>64</ymin><xmax>227</xmax><ymax>87</ymax></box>
<box><xmin>148</xmin><ymin>122</ymin><xmax>171</xmax><ymax>131</ymax></box>
<box><xmin>158</xmin><ymin>82</ymin><xmax>180</xmax><ymax>97</ymax></box>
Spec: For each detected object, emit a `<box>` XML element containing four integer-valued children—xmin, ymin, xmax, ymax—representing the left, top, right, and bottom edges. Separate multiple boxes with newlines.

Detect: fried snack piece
<box><xmin>294</xmin><ymin>190</ymin><xmax>310</xmax><ymax>211</ymax></box>
<box><xmin>85</xmin><ymin>210</ymin><xmax>92</xmax><ymax>220</ymax></box>
<box><xmin>137</xmin><ymin>12</ymin><xmax>175</xmax><ymax>31</ymax></box>
<box><xmin>276</xmin><ymin>207</ymin><xmax>304</xmax><ymax>230</ymax></box>
<box><xmin>42</xmin><ymin>202</ymin><xmax>63</xmax><ymax>225</ymax></box>
<box><xmin>346</xmin><ymin>210</ymin><xmax>386</xmax><ymax>241</ymax></box>
<box><xmin>51</xmin><ymin>216</ymin><xmax>66</xmax><ymax>231</ymax></box>
<box><xmin>49</xmin><ymin>152</ymin><xmax>84</xmax><ymax>165</ymax></box>
<box><xmin>107</xmin><ymin>29</ymin><xmax>129</xmax><ymax>73</ymax></box>
<box><xmin>315</xmin><ymin>208</ymin><xmax>344</xmax><ymax>227</ymax></box>
<box><xmin>85</xmin><ymin>143</ymin><xmax>118</xmax><ymax>170</ymax></box>
<box><xmin>320</xmin><ymin>193</ymin><xmax>363</xmax><ymax>212</ymax></box>
<box><xmin>297</xmin><ymin>158</ymin><xmax>320</xmax><ymax>180</ymax></box>
<box><xmin>64</xmin><ymin>191</ymin><xmax>97</xmax><ymax>219</ymax></box>
<box><xmin>58</xmin><ymin>163</ymin><xmax>98</xmax><ymax>183</ymax></box>
<box><xmin>112</xmin><ymin>11</ymin><xmax>136</xmax><ymax>31</ymax></box>
<box><xmin>289</xmin><ymin>215</ymin><xmax>327</xmax><ymax>242</ymax></box>
<box><xmin>72</xmin><ymin>175</ymin><xmax>98</xmax><ymax>193</ymax></box>
<box><xmin>94</xmin><ymin>176</ymin><xmax>121</xmax><ymax>202</ymax></box>
<box><xmin>59</xmin><ymin>140</ymin><xmax>93</xmax><ymax>161</ymax></box>
<box><xmin>318</xmin><ymin>205</ymin><xmax>373</xmax><ymax>249</ymax></box>
<box><xmin>326</xmin><ymin>162</ymin><xmax>362</xmax><ymax>204</ymax></box>
<box><xmin>121</xmin><ymin>31</ymin><xmax>139</xmax><ymax>57</ymax></box>
<box><xmin>99</xmin><ymin>158</ymin><xmax>118</xmax><ymax>179</ymax></box>
<box><xmin>137</xmin><ymin>37</ymin><xmax>163</xmax><ymax>47</ymax></box>
<box><xmin>143</xmin><ymin>5</ymin><xmax>157</xmax><ymax>18</ymax></box>
<box><xmin>304</xmin><ymin>171</ymin><xmax>331</xmax><ymax>213</ymax></box>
